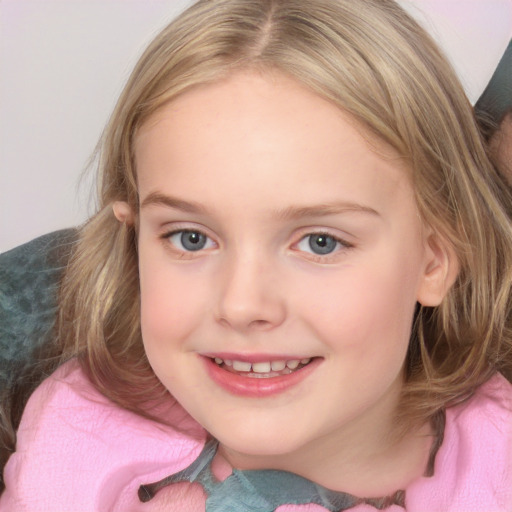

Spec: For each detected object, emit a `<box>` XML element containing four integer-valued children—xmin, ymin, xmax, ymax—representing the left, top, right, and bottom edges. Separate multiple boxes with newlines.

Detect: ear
<box><xmin>112</xmin><ymin>201</ymin><xmax>134</xmax><ymax>225</ymax></box>
<box><xmin>416</xmin><ymin>232</ymin><xmax>459</xmax><ymax>307</ymax></box>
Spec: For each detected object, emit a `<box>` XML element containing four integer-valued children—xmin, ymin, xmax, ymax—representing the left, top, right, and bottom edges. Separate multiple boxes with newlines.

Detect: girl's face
<box><xmin>134</xmin><ymin>71</ymin><xmax>447</xmax><ymax>477</ymax></box>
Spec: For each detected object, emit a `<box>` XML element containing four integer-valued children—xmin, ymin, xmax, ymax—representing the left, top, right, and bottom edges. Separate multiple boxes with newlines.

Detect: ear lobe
<box><xmin>112</xmin><ymin>201</ymin><xmax>134</xmax><ymax>225</ymax></box>
<box><xmin>416</xmin><ymin>232</ymin><xmax>459</xmax><ymax>307</ymax></box>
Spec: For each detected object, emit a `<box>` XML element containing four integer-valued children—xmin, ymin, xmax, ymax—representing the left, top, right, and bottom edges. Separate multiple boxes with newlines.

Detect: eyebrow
<box><xmin>274</xmin><ymin>203</ymin><xmax>379</xmax><ymax>220</ymax></box>
<box><xmin>140</xmin><ymin>192</ymin><xmax>379</xmax><ymax>219</ymax></box>
<box><xmin>140</xmin><ymin>192</ymin><xmax>208</xmax><ymax>214</ymax></box>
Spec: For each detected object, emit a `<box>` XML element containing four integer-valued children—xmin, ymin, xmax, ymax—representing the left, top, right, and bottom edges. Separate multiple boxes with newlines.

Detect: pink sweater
<box><xmin>1</xmin><ymin>362</ymin><xmax>511</xmax><ymax>511</ymax></box>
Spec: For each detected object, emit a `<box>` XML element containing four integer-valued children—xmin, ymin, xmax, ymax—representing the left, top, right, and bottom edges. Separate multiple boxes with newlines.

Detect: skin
<box><xmin>115</xmin><ymin>70</ymin><xmax>456</xmax><ymax>496</ymax></box>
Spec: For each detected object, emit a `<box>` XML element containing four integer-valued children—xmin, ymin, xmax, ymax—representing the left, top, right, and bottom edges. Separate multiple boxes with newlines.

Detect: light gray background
<box><xmin>1</xmin><ymin>0</ymin><xmax>510</xmax><ymax>252</ymax></box>
<box><xmin>1</xmin><ymin>0</ymin><xmax>191</xmax><ymax>252</ymax></box>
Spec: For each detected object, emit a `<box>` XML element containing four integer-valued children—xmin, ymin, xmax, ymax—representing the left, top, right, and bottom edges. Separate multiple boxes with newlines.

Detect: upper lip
<box><xmin>201</xmin><ymin>352</ymin><xmax>317</xmax><ymax>363</ymax></box>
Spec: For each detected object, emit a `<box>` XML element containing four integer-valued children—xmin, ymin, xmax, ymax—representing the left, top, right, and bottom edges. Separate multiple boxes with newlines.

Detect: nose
<box><xmin>215</xmin><ymin>250</ymin><xmax>287</xmax><ymax>331</ymax></box>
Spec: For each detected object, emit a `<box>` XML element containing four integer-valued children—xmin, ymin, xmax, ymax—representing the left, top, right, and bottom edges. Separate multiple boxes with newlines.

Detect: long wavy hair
<box><xmin>56</xmin><ymin>0</ymin><xmax>512</xmax><ymax>434</ymax></box>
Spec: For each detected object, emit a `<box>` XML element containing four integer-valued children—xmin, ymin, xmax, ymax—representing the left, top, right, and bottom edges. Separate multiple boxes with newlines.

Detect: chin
<box><xmin>214</xmin><ymin>428</ymin><xmax>307</xmax><ymax>461</ymax></box>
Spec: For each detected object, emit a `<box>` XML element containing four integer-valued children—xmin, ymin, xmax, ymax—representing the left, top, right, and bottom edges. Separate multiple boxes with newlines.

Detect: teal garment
<box><xmin>475</xmin><ymin>39</ymin><xmax>512</xmax><ymax>122</ymax></box>
<box><xmin>0</xmin><ymin>229</ymin><xmax>76</xmax><ymax>390</ymax></box>
<box><xmin>139</xmin><ymin>439</ymin><xmax>405</xmax><ymax>511</ymax></box>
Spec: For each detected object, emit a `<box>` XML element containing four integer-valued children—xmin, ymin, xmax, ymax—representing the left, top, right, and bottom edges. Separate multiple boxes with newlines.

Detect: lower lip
<box><xmin>202</xmin><ymin>356</ymin><xmax>320</xmax><ymax>397</ymax></box>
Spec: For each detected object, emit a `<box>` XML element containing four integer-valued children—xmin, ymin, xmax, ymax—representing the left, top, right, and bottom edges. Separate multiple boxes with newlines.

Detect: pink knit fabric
<box><xmin>1</xmin><ymin>361</ymin><xmax>511</xmax><ymax>511</ymax></box>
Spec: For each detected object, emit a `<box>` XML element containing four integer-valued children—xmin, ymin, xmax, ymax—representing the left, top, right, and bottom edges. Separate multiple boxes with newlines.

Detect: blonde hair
<box><xmin>59</xmin><ymin>0</ymin><xmax>512</xmax><ymax>429</ymax></box>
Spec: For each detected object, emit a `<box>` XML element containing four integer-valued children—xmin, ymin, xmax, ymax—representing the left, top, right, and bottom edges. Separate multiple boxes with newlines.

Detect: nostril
<box><xmin>248</xmin><ymin>319</ymin><xmax>272</xmax><ymax>329</ymax></box>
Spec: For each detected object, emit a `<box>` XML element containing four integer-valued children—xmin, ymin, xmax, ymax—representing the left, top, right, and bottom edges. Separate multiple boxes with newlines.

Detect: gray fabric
<box><xmin>139</xmin><ymin>439</ymin><xmax>405</xmax><ymax>511</ymax></box>
<box><xmin>0</xmin><ymin>229</ymin><xmax>77</xmax><ymax>390</ymax></box>
<box><xmin>475</xmin><ymin>39</ymin><xmax>512</xmax><ymax>123</ymax></box>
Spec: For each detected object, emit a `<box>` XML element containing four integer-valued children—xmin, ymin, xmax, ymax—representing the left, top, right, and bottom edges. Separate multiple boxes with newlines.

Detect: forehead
<box><xmin>134</xmin><ymin>70</ymin><xmax>413</xmax><ymax>215</ymax></box>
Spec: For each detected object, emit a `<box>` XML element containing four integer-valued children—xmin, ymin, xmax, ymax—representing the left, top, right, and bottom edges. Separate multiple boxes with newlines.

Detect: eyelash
<box><xmin>293</xmin><ymin>232</ymin><xmax>354</xmax><ymax>262</ymax></box>
<box><xmin>160</xmin><ymin>228</ymin><xmax>354</xmax><ymax>261</ymax></box>
<box><xmin>161</xmin><ymin>229</ymin><xmax>216</xmax><ymax>255</ymax></box>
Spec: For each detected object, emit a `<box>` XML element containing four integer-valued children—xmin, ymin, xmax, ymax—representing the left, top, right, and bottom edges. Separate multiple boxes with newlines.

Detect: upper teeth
<box><xmin>213</xmin><ymin>357</ymin><xmax>311</xmax><ymax>373</ymax></box>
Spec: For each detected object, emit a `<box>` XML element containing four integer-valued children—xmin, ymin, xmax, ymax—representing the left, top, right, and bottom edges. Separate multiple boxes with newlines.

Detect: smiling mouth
<box><xmin>204</xmin><ymin>355</ymin><xmax>320</xmax><ymax>396</ymax></box>
<box><xmin>211</xmin><ymin>357</ymin><xmax>314</xmax><ymax>378</ymax></box>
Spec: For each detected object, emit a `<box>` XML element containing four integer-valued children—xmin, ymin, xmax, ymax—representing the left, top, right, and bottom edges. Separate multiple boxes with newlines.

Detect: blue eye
<box><xmin>168</xmin><ymin>230</ymin><xmax>214</xmax><ymax>252</ymax></box>
<box><xmin>308</xmin><ymin>234</ymin><xmax>338</xmax><ymax>254</ymax></box>
<box><xmin>297</xmin><ymin>233</ymin><xmax>343</xmax><ymax>255</ymax></box>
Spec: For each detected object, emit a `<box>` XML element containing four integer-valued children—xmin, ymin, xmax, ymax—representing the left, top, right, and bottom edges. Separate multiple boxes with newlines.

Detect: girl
<box><xmin>2</xmin><ymin>0</ymin><xmax>512</xmax><ymax>510</ymax></box>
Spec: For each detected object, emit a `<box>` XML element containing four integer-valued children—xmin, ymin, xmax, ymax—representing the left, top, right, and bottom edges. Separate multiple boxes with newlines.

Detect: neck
<box><xmin>217</xmin><ymin>391</ymin><xmax>434</xmax><ymax>497</ymax></box>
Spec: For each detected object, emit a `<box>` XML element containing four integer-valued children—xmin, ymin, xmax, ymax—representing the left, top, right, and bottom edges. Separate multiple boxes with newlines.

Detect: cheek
<box><xmin>295</xmin><ymin>262</ymin><xmax>419</xmax><ymax>360</ymax></box>
<box><xmin>138</xmin><ymin>246</ymin><xmax>207</xmax><ymax>350</ymax></box>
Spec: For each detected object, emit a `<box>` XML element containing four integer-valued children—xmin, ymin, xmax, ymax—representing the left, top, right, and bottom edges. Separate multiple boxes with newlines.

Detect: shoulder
<box><xmin>448</xmin><ymin>373</ymin><xmax>512</xmax><ymax>437</ymax></box>
<box><xmin>407</xmin><ymin>374</ymin><xmax>512</xmax><ymax>511</ymax></box>
<box><xmin>0</xmin><ymin>360</ymin><xmax>206</xmax><ymax>511</ymax></box>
